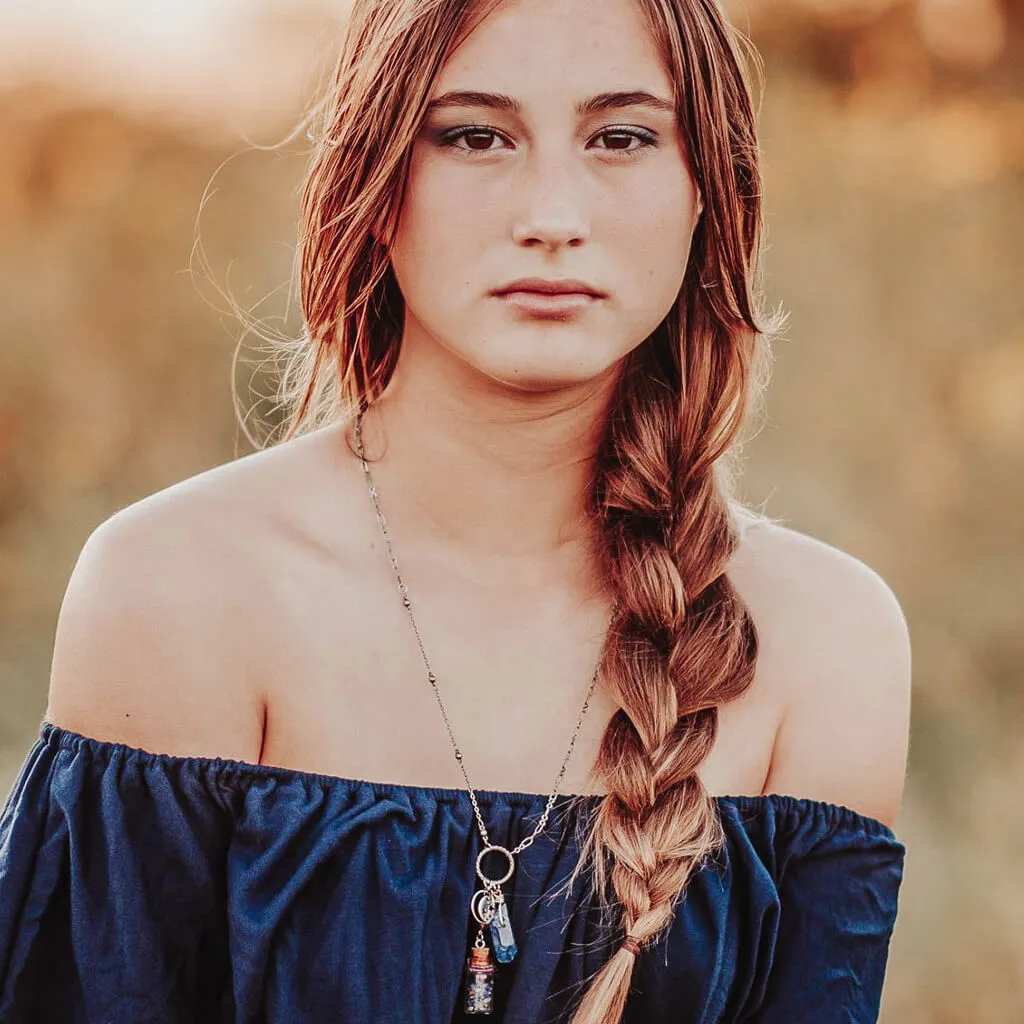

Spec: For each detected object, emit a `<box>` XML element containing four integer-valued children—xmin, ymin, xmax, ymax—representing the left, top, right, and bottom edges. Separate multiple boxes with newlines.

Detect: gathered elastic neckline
<box><xmin>37</xmin><ymin>719</ymin><xmax>899</xmax><ymax>840</ymax></box>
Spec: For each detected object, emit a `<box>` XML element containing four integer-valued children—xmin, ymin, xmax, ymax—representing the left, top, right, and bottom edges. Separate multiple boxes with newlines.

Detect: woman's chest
<box><xmin>249</xmin><ymin>528</ymin><xmax>782</xmax><ymax>799</ymax></box>
<box><xmin>256</xmin><ymin>593</ymin><xmax>780</xmax><ymax>800</ymax></box>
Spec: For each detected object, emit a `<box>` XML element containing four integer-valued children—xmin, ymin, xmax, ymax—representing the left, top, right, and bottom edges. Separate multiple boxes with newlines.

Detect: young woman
<box><xmin>0</xmin><ymin>0</ymin><xmax>910</xmax><ymax>1021</ymax></box>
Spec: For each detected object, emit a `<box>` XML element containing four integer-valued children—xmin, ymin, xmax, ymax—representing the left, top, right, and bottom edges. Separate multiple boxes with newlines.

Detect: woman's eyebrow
<box><xmin>424</xmin><ymin>90</ymin><xmax>676</xmax><ymax>117</ymax></box>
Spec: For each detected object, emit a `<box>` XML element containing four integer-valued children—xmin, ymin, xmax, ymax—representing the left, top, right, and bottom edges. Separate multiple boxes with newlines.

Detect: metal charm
<box><xmin>470</xmin><ymin>887</ymin><xmax>497</xmax><ymax>927</ymax></box>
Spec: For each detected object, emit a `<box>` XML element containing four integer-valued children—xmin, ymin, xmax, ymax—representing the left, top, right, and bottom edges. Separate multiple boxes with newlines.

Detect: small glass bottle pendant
<box><xmin>488</xmin><ymin>897</ymin><xmax>518</xmax><ymax>963</ymax></box>
<box><xmin>464</xmin><ymin>940</ymin><xmax>496</xmax><ymax>1015</ymax></box>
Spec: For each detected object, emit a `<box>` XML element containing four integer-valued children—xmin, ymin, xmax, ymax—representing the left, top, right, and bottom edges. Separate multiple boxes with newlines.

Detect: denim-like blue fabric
<box><xmin>0</xmin><ymin>721</ymin><xmax>905</xmax><ymax>1023</ymax></box>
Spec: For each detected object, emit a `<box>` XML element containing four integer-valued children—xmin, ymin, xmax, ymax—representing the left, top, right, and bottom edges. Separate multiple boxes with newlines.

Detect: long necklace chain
<box><xmin>353</xmin><ymin>410</ymin><xmax>603</xmax><ymax>854</ymax></box>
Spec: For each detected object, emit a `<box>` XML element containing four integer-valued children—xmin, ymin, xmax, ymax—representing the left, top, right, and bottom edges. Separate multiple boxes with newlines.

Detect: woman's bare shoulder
<box><xmin>44</xmin><ymin>421</ymin><xmax>360</xmax><ymax>764</ymax></box>
<box><xmin>727</xmin><ymin>513</ymin><xmax>912</xmax><ymax>827</ymax></box>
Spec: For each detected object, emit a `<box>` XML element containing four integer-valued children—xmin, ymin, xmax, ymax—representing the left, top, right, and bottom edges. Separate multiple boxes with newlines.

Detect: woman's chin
<box><xmin>452</xmin><ymin>329</ymin><xmax>621</xmax><ymax>393</ymax></box>
<box><xmin>474</xmin><ymin>357</ymin><xmax>621</xmax><ymax>395</ymax></box>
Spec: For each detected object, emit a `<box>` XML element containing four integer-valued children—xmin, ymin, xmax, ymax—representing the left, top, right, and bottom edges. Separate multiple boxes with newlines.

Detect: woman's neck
<box><xmin>360</xmin><ymin>351</ymin><xmax>617</xmax><ymax>572</ymax></box>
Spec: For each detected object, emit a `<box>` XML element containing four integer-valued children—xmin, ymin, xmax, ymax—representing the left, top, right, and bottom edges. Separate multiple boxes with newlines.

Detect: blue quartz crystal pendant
<box><xmin>488</xmin><ymin>895</ymin><xmax>517</xmax><ymax>963</ymax></box>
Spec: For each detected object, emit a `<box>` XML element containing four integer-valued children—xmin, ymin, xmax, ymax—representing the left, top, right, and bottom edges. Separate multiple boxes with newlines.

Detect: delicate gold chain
<box><xmin>353</xmin><ymin>410</ymin><xmax>606</xmax><ymax>853</ymax></box>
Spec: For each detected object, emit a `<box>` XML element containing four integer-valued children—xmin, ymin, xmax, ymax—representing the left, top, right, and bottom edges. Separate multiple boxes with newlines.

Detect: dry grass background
<box><xmin>1</xmin><ymin>2</ymin><xmax>1022</xmax><ymax>1020</ymax></box>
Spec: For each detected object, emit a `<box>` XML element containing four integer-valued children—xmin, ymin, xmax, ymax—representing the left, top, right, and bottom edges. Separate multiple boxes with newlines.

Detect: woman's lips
<box><xmin>496</xmin><ymin>290</ymin><xmax>601</xmax><ymax>316</ymax></box>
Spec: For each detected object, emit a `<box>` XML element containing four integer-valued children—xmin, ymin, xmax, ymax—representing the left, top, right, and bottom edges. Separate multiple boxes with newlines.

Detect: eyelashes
<box><xmin>435</xmin><ymin>125</ymin><xmax>660</xmax><ymax>160</ymax></box>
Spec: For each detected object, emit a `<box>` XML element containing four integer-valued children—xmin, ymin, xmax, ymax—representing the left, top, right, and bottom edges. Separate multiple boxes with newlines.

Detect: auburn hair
<box><xmin>263</xmin><ymin>1</ymin><xmax>786</xmax><ymax>1021</ymax></box>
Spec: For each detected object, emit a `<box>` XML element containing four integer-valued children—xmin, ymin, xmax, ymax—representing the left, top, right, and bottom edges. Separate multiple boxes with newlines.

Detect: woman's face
<box><xmin>387</xmin><ymin>0</ymin><xmax>703</xmax><ymax>393</ymax></box>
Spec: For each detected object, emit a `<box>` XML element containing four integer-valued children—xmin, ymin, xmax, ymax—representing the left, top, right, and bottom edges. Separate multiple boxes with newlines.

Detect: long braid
<box><xmin>563</xmin><ymin>301</ymin><xmax>761</xmax><ymax>1024</ymax></box>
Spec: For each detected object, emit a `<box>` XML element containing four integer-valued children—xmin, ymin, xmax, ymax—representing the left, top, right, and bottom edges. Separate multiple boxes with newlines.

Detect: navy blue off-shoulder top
<box><xmin>0</xmin><ymin>720</ymin><xmax>905</xmax><ymax>1023</ymax></box>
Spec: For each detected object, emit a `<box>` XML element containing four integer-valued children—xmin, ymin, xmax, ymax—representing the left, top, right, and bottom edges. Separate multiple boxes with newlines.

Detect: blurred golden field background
<box><xmin>1</xmin><ymin>1</ymin><xmax>1022</xmax><ymax>1020</ymax></box>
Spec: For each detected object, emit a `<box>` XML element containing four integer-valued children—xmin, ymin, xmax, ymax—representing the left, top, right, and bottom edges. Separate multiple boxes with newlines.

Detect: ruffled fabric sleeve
<box><xmin>0</xmin><ymin>721</ymin><xmax>238</xmax><ymax>1023</ymax></box>
<box><xmin>730</xmin><ymin>795</ymin><xmax>906</xmax><ymax>1023</ymax></box>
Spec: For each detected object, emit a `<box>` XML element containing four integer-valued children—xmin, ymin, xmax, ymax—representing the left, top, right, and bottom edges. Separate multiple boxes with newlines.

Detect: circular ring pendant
<box><xmin>476</xmin><ymin>844</ymin><xmax>515</xmax><ymax>886</ymax></box>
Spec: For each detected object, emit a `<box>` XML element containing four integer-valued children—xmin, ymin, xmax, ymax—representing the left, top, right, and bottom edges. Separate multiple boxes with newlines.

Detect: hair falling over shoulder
<box><xmin>277</xmin><ymin>1</ymin><xmax>787</xmax><ymax>1021</ymax></box>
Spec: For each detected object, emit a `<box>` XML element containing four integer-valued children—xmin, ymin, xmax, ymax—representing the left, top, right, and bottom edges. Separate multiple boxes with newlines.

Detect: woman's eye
<box><xmin>438</xmin><ymin>127</ymin><xmax>508</xmax><ymax>152</ymax></box>
<box><xmin>437</xmin><ymin>126</ymin><xmax>659</xmax><ymax>157</ymax></box>
<box><xmin>592</xmin><ymin>128</ymin><xmax>659</xmax><ymax>156</ymax></box>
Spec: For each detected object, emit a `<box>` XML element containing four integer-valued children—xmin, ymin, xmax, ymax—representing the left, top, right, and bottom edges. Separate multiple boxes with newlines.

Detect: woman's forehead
<box><xmin>434</xmin><ymin>0</ymin><xmax>673</xmax><ymax>104</ymax></box>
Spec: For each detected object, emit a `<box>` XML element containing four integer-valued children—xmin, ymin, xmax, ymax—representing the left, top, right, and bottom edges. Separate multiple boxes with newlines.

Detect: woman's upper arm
<box><xmin>45</xmin><ymin>492</ymin><xmax>266</xmax><ymax>763</ymax></box>
<box><xmin>733</xmin><ymin>521</ymin><xmax>912</xmax><ymax>829</ymax></box>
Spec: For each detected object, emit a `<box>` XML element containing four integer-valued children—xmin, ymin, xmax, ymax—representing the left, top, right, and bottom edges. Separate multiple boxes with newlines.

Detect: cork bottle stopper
<box><xmin>468</xmin><ymin>945</ymin><xmax>495</xmax><ymax>972</ymax></box>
